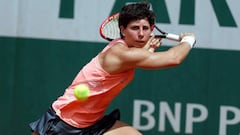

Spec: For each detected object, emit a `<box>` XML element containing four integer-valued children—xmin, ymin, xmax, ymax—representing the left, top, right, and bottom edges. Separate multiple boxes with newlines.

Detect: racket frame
<box><xmin>99</xmin><ymin>13</ymin><xmax>120</xmax><ymax>41</ymax></box>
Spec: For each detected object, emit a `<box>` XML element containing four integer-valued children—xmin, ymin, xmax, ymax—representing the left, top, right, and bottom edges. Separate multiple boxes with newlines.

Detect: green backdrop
<box><xmin>1</xmin><ymin>37</ymin><xmax>240</xmax><ymax>135</ymax></box>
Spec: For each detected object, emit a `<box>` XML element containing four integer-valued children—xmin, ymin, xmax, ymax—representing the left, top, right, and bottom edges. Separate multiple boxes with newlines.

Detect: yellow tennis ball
<box><xmin>74</xmin><ymin>84</ymin><xmax>90</xmax><ymax>101</ymax></box>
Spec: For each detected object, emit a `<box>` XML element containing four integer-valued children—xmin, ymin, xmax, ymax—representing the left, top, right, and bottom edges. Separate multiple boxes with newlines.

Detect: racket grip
<box><xmin>166</xmin><ymin>33</ymin><xmax>180</xmax><ymax>42</ymax></box>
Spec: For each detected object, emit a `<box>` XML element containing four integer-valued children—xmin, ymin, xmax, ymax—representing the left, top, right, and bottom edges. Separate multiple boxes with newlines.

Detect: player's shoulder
<box><xmin>110</xmin><ymin>38</ymin><xmax>127</xmax><ymax>46</ymax></box>
<box><xmin>109</xmin><ymin>43</ymin><xmax>128</xmax><ymax>55</ymax></box>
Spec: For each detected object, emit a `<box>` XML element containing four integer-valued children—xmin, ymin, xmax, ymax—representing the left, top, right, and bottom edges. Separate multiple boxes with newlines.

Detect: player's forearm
<box><xmin>167</xmin><ymin>42</ymin><xmax>192</xmax><ymax>65</ymax></box>
<box><xmin>166</xmin><ymin>34</ymin><xmax>196</xmax><ymax>64</ymax></box>
<box><xmin>135</xmin><ymin>43</ymin><xmax>191</xmax><ymax>69</ymax></box>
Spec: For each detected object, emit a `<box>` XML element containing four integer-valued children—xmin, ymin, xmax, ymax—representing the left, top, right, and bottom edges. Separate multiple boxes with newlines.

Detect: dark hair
<box><xmin>118</xmin><ymin>2</ymin><xmax>155</xmax><ymax>33</ymax></box>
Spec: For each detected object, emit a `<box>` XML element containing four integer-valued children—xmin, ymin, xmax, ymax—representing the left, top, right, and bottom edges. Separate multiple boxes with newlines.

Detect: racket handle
<box><xmin>166</xmin><ymin>33</ymin><xmax>180</xmax><ymax>42</ymax></box>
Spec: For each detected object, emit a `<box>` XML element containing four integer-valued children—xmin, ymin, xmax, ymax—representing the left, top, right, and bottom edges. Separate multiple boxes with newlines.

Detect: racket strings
<box><xmin>102</xmin><ymin>18</ymin><xmax>120</xmax><ymax>40</ymax></box>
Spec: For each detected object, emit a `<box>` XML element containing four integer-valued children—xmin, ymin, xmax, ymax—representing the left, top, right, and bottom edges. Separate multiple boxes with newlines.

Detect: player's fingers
<box><xmin>157</xmin><ymin>41</ymin><xmax>162</xmax><ymax>47</ymax></box>
<box><xmin>151</xmin><ymin>38</ymin><xmax>161</xmax><ymax>45</ymax></box>
<box><xmin>150</xmin><ymin>38</ymin><xmax>161</xmax><ymax>49</ymax></box>
<box><xmin>147</xmin><ymin>35</ymin><xmax>155</xmax><ymax>43</ymax></box>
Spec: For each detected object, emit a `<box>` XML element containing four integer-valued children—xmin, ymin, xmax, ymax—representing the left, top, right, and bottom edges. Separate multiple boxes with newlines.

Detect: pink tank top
<box><xmin>52</xmin><ymin>38</ymin><xmax>134</xmax><ymax>128</ymax></box>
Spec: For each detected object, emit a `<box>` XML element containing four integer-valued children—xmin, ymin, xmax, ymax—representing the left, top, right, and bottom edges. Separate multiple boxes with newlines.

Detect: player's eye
<box><xmin>131</xmin><ymin>26</ymin><xmax>139</xmax><ymax>30</ymax></box>
<box><xmin>143</xmin><ymin>26</ymin><xmax>150</xmax><ymax>31</ymax></box>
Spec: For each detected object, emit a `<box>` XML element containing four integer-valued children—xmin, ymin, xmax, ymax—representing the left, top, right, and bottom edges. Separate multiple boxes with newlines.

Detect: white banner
<box><xmin>0</xmin><ymin>0</ymin><xmax>239</xmax><ymax>50</ymax></box>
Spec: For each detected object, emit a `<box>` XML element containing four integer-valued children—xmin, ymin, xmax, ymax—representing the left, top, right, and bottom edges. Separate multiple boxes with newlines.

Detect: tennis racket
<box><xmin>99</xmin><ymin>13</ymin><xmax>180</xmax><ymax>42</ymax></box>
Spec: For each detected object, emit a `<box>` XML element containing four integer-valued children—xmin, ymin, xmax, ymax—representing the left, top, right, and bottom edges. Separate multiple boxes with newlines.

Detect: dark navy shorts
<box><xmin>29</xmin><ymin>107</ymin><xmax>120</xmax><ymax>135</ymax></box>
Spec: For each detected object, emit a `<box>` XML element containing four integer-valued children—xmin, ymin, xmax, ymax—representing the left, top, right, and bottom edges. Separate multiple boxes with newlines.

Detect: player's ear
<box><xmin>150</xmin><ymin>25</ymin><xmax>154</xmax><ymax>31</ymax></box>
<box><xmin>120</xmin><ymin>26</ymin><xmax>126</xmax><ymax>37</ymax></box>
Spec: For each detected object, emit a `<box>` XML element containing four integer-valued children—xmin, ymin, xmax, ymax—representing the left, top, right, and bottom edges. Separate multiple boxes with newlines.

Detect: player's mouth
<box><xmin>136</xmin><ymin>40</ymin><xmax>146</xmax><ymax>44</ymax></box>
<box><xmin>135</xmin><ymin>41</ymin><xmax>146</xmax><ymax>47</ymax></box>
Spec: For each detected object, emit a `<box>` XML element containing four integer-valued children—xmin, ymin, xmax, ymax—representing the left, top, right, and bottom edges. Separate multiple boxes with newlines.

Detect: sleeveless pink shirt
<box><xmin>52</xmin><ymin>38</ymin><xmax>134</xmax><ymax>128</ymax></box>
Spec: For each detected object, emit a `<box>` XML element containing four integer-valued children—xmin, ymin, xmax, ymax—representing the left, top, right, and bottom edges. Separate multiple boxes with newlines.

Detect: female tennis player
<box><xmin>29</xmin><ymin>2</ymin><xmax>195</xmax><ymax>135</ymax></box>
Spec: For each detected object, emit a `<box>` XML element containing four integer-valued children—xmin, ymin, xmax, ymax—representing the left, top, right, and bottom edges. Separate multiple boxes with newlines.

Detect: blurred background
<box><xmin>0</xmin><ymin>0</ymin><xmax>239</xmax><ymax>135</ymax></box>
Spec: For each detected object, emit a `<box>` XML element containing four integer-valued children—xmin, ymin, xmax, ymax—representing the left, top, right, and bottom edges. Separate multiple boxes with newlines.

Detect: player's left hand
<box><xmin>147</xmin><ymin>34</ymin><xmax>162</xmax><ymax>52</ymax></box>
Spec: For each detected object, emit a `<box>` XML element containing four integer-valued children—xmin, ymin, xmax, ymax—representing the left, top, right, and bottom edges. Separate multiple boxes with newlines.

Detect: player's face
<box><xmin>121</xmin><ymin>18</ymin><xmax>152</xmax><ymax>48</ymax></box>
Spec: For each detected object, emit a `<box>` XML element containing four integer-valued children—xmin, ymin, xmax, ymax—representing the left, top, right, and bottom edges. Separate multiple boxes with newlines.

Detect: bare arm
<box><xmin>138</xmin><ymin>42</ymin><xmax>191</xmax><ymax>69</ymax></box>
<box><xmin>100</xmin><ymin>33</ymin><xmax>195</xmax><ymax>74</ymax></box>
